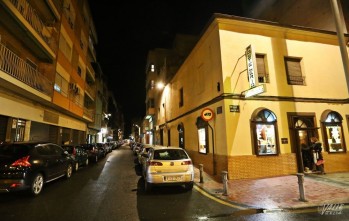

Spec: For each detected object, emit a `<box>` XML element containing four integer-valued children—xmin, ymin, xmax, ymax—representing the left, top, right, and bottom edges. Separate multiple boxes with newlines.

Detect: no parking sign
<box><xmin>201</xmin><ymin>108</ymin><xmax>214</xmax><ymax>121</ymax></box>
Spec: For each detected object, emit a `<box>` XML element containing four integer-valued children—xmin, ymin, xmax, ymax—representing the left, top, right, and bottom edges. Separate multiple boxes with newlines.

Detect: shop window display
<box><xmin>322</xmin><ymin>111</ymin><xmax>346</xmax><ymax>153</ymax></box>
<box><xmin>256</xmin><ymin>124</ymin><xmax>276</xmax><ymax>154</ymax></box>
<box><xmin>251</xmin><ymin>109</ymin><xmax>278</xmax><ymax>156</ymax></box>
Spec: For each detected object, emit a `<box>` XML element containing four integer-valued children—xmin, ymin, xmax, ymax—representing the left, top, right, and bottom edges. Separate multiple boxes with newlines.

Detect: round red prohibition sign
<box><xmin>201</xmin><ymin>108</ymin><xmax>214</xmax><ymax>121</ymax></box>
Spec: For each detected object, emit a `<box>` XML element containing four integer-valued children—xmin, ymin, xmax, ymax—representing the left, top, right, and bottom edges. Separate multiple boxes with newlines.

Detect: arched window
<box><xmin>321</xmin><ymin>110</ymin><xmax>346</xmax><ymax>153</ymax></box>
<box><xmin>251</xmin><ymin>109</ymin><xmax>279</xmax><ymax>156</ymax></box>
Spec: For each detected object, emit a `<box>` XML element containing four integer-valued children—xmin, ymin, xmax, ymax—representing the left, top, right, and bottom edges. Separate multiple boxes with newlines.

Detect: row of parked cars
<box><xmin>0</xmin><ymin>141</ymin><xmax>122</xmax><ymax>196</ymax></box>
<box><xmin>130</xmin><ymin>142</ymin><xmax>195</xmax><ymax>192</ymax></box>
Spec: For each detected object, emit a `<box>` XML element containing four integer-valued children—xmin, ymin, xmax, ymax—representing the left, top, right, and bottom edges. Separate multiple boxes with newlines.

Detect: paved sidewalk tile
<box><xmin>194</xmin><ymin>167</ymin><xmax>349</xmax><ymax>210</ymax></box>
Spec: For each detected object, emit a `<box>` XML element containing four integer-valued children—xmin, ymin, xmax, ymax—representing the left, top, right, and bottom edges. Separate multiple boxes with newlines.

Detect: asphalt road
<box><xmin>0</xmin><ymin>145</ymin><xmax>237</xmax><ymax>221</ymax></box>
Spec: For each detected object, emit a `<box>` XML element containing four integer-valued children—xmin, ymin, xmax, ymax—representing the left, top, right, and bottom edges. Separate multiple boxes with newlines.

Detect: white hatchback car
<box><xmin>142</xmin><ymin>146</ymin><xmax>194</xmax><ymax>192</ymax></box>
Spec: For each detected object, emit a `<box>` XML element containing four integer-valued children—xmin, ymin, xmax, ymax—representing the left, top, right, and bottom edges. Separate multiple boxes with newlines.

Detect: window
<box><xmin>177</xmin><ymin>123</ymin><xmax>185</xmax><ymax>148</ymax></box>
<box><xmin>251</xmin><ymin>109</ymin><xmax>278</xmax><ymax>156</ymax></box>
<box><xmin>321</xmin><ymin>111</ymin><xmax>346</xmax><ymax>153</ymax></box>
<box><xmin>179</xmin><ymin>87</ymin><xmax>183</xmax><ymax>107</ymax></box>
<box><xmin>59</xmin><ymin>35</ymin><xmax>72</xmax><ymax>62</ymax></box>
<box><xmin>256</xmin><ymin>54</ymin><xmax>269</xmax><ymax>83</ymax></box>
<box><xmin>54</xmin><ymin>73</ymin><xmax>68</xmax><ymax>97</ymax></box>
<box><xmin>284</xmin><ymin>57</ymin><xmax>305</xmax><ymax>85</ymax></box>
<box><xmin>147</xmin><ymin>98</ymin><xmax>154</xmax><ymax>108</ymax></box>
<box><xmin>196</xmin><ymin>117</ymin><xmax>208</xmax><ymax>154</ymax></box>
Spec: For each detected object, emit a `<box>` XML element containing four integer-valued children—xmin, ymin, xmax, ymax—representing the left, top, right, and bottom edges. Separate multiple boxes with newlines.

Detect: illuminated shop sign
<box><xmin>245</xmin><ymin>45</ymin><xmax>258</xmax><ymax>89</ymax></box>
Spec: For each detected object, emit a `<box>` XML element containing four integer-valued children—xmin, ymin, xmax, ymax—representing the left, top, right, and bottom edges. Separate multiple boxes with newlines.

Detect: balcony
<box><xmin>0</xmin><ymin>42</ymin><xmax>53</xmax><ymax>99</ymax></box>
<box><xmin>0</xmin><ymin>0</ymin><xmax>58</xmax><ymax>62</ymax></box>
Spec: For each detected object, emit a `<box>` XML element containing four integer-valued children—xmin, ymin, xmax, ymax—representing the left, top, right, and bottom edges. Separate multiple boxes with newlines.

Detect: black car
<box><xmin>0</xmin><ymin>142</ymin><xmax>74</xmax><ymax>196</ymax></box>
<box><xmin>61</xmin><ymin>145</ymin><xmax>89</xmax><ymax>171</ymax></box>
<box><xmin>80</xmin><ymin>143</ymin><xmax>103</xmax><ymax>163</ymax></box>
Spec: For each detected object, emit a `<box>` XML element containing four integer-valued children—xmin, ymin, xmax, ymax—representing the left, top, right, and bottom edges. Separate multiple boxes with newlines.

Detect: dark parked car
<box><xmin>61</xmin><ymin>145</ymin><xmax>89</xmax><ymax>171</ymax></box>
<box><xmin>80</xmin><ymin>143</ymin><xmax>104</xmax><ymax>163</ymax></box>
<box><xmin>0</xmin><ymin>142</ymin><xmax>74</xmax><ymax>196</ymax></box>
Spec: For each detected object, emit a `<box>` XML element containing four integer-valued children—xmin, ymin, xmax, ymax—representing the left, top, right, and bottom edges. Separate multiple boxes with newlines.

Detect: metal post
<box><xmin>222</xmin><ymin>171</ymin><xmax>228</xmax><ymax>196</ymax></box>
<box><xmin>199</xmin><ymin>164</ymin><xmax>204</xmax><ymax>183</ymax></box>
<box><xmin>296</xmin><ymin>173</ymin><xmax>307</xmax><ymax>202</ymax></box>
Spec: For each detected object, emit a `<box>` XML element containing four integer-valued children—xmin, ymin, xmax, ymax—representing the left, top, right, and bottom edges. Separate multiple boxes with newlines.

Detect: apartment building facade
<box><xmin>0</xmin><ymin>0</ymin><xmax>115</xmax><ymax>145</ymax></box>
<box><xmin>148</xmin><ymin>14</ymin><xmax>349</xmax><ymax>180</ymax></box>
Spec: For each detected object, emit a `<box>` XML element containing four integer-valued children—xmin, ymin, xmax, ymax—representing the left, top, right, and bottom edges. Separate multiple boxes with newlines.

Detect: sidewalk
<box><xmin>193</xmin><ymin>166</ymin><xmax>349</xmax><ymax>210</ymax></box>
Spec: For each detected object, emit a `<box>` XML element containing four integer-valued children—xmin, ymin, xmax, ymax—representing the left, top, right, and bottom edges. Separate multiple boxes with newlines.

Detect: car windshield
<box><xmin>153</xmin><ymin>149</ymin><xmax>188</xmax><ymax>160</ymax></box>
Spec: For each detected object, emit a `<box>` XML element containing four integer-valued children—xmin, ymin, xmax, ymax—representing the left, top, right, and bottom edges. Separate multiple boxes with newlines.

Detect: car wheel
<box><xmin>85</xmin><ymin>158</ymin><xmax>89</xmax><ymax>166</ymax></box>
<box><xmin>30</xmin><ymin>173</ymin><xmax>44</xmax><ymax>196</ymax></box>
<box><xmin>144</xmin><ymin>179</ymin><xmax>152</xmax><ymax>192</ymax></box>
<box><xmin>184</xmin><ymin>182</ymin><xmax>194</xmax><ymax>191</ymax></box>
<box><xmin>74</xmin><ymin>162</ymin><xmax>79</xmax><ymax>172</ymax></box>
<box><xmin>66</xmin><ymin>164</ymin><xmax>73</xmax><ymax>178</ymax></box>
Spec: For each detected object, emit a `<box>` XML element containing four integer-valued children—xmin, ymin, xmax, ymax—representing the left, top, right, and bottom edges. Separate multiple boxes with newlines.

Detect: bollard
<box><xmin>199</xmin><ymin>164</ymin><xmax>204</xmax><ymax>183</ymax></box>
<box><xmin>222</xmin><ymin>171</ymin><xmax>228</xmax><ymax>196</ymax></box>
<box><xmin>296</xmin><ymin>173</ymin><xmax>308</xmax><ymax>202</ymax></box>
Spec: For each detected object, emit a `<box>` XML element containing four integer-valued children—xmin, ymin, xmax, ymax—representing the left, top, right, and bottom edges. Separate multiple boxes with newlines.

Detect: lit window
<box><xmin>322</xmin><ymin>111</ymin><xmax>346</xmax><ymax>153</ymax></box>
<box><xmin>251</xmin><ymin>109</ymin><xmax>278</xmax><ymax>155</ymax></box>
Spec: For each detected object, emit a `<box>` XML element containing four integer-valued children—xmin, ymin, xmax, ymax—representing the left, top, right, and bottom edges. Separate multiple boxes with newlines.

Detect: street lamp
<box><xmin>133</xmin><ymin>124</ymin><xmax>141</xmax><ymax>143</ymax></box>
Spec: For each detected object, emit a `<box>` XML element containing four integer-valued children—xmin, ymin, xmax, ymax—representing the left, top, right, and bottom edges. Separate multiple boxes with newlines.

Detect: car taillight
<box><xmin>148</xmin><ymin>161</ymin><xmax>163</xmax><ymax>166</ymax></box>
<box><xmin>11</xmin><ymin>156</ymin><xmax>31</xmax><ymax>167</ymax></box>
<box><xmin>181</xmin><ymin>160</ymin><xmax>192</xmax><ymax>165</ymax></box>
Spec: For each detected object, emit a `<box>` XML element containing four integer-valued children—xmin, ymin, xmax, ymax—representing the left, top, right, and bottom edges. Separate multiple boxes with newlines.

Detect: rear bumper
<box><xmin>0</xmin><ymin>179</ymin><xmax>29</xmax><ymax>192</ymax></box>
<box><xmin>146</xmin><ymin>172</ymin><xmax>194</xmax><ymax>185</ymax></box>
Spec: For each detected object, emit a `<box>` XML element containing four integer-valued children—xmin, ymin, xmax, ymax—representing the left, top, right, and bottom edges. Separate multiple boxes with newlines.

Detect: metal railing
<box><xmin>0</xmin><ymin>43</ymin><xmax>53</xmax><ymax>96</ymax></box>
<box><xmin>9</xmin><ymin>0</ymin><xmax>57</xmax><ymax>53</ymax></box>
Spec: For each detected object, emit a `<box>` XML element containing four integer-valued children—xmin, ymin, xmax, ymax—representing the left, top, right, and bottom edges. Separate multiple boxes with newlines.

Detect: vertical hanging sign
<box><xmin>245</xmin><ymin>45</ymin><xmax>258</xmax><ymax>88</ymax></box>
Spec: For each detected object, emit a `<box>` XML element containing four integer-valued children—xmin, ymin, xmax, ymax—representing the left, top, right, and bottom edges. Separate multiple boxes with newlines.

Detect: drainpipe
<box><xmin>330</xmin><ymin>0</ymin><xmax>349</xmax><ymax>94</ymax></box>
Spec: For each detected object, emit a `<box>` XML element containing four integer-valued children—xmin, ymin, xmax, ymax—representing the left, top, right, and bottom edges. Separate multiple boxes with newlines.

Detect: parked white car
<box><xmin>142</xmin><ymin>146</ymin><xmax>194</xmax><ymax>192</ymax></box>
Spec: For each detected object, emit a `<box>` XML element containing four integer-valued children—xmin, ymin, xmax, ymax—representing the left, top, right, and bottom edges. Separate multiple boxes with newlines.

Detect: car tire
<box><xmin>66</xmin><ymin>164</ymin><xmax>73</xmax><ymax>178</ymax></box>
<box><xmin>74</xmin><ymin>162</ymin><xmax>79</xmax><ymax>172</ymax></box>
<box><xmin>144</xmin><ymin>179</ymin><xmax>152</xmax><ymax>192</ymax></box>
<box><xmin>30</xmin><ymin>173</ymin><xmax>44</xmax><ymax>196</ymax></box>
<box><xmin>184</xmin><ymin>182</ymin><xmax>194</xmax><ymax>191</ymax></box>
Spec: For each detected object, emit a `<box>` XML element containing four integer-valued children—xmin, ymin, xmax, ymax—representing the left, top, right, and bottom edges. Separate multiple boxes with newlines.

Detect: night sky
<box><xmin>88</xmin><ymin>0</ymin><xmax>243</xmax><ymax>131</ymax></box>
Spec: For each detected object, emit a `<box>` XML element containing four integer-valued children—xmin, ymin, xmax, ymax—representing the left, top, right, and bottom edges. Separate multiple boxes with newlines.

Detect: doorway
<box><xmin>289</xmin><ymin>114</ymin><xmax>318</xmax><ymax>173</ymax></box>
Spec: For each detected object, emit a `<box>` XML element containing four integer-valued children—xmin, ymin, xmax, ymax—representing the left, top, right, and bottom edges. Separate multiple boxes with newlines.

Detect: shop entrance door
<box><xmin>289</xmin><ymin>115</ymin><xmax>318</xmax><ymax>173</ymax></box>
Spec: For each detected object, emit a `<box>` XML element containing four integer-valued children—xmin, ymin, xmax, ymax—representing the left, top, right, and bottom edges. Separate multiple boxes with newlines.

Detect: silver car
<box><xmin>142</xmin><ymin>146</ymin><xmax>194</xmax><ymax>192</ymax></box>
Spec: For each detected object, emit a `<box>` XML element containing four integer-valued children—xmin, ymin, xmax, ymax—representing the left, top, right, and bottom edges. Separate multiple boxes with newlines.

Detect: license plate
<box><xmin>164</xmin><ymin>176</ymin><xmax>182</xmax><ymax>182</ymax></box>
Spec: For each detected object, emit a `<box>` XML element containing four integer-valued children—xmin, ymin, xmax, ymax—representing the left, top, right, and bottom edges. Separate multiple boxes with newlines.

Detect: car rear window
<box><xmin>154</xmin><ymin>149</ymin><xmax>189</xmax><ymax>160</ymax></box>
<box><xmin>0</xmin><ymin>144</ymin><xmax>31</xmax><ymax>157</ymax></box>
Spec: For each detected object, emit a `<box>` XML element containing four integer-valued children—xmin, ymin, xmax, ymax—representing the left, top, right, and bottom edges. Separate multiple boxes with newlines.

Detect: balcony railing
<box><xmin>83</xmin><ymin>107</ymin><xmax>95</xmax><ymax>121</ymax></box>
<box><xmin>0</xmin><ymin>43</ymin><xmax>53</xmax><ymax>96</ymax></box>
<box><xmin>9</xmin><ymin>0</ymin><xmax>57</xmax><ymax>53</ymax></box>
